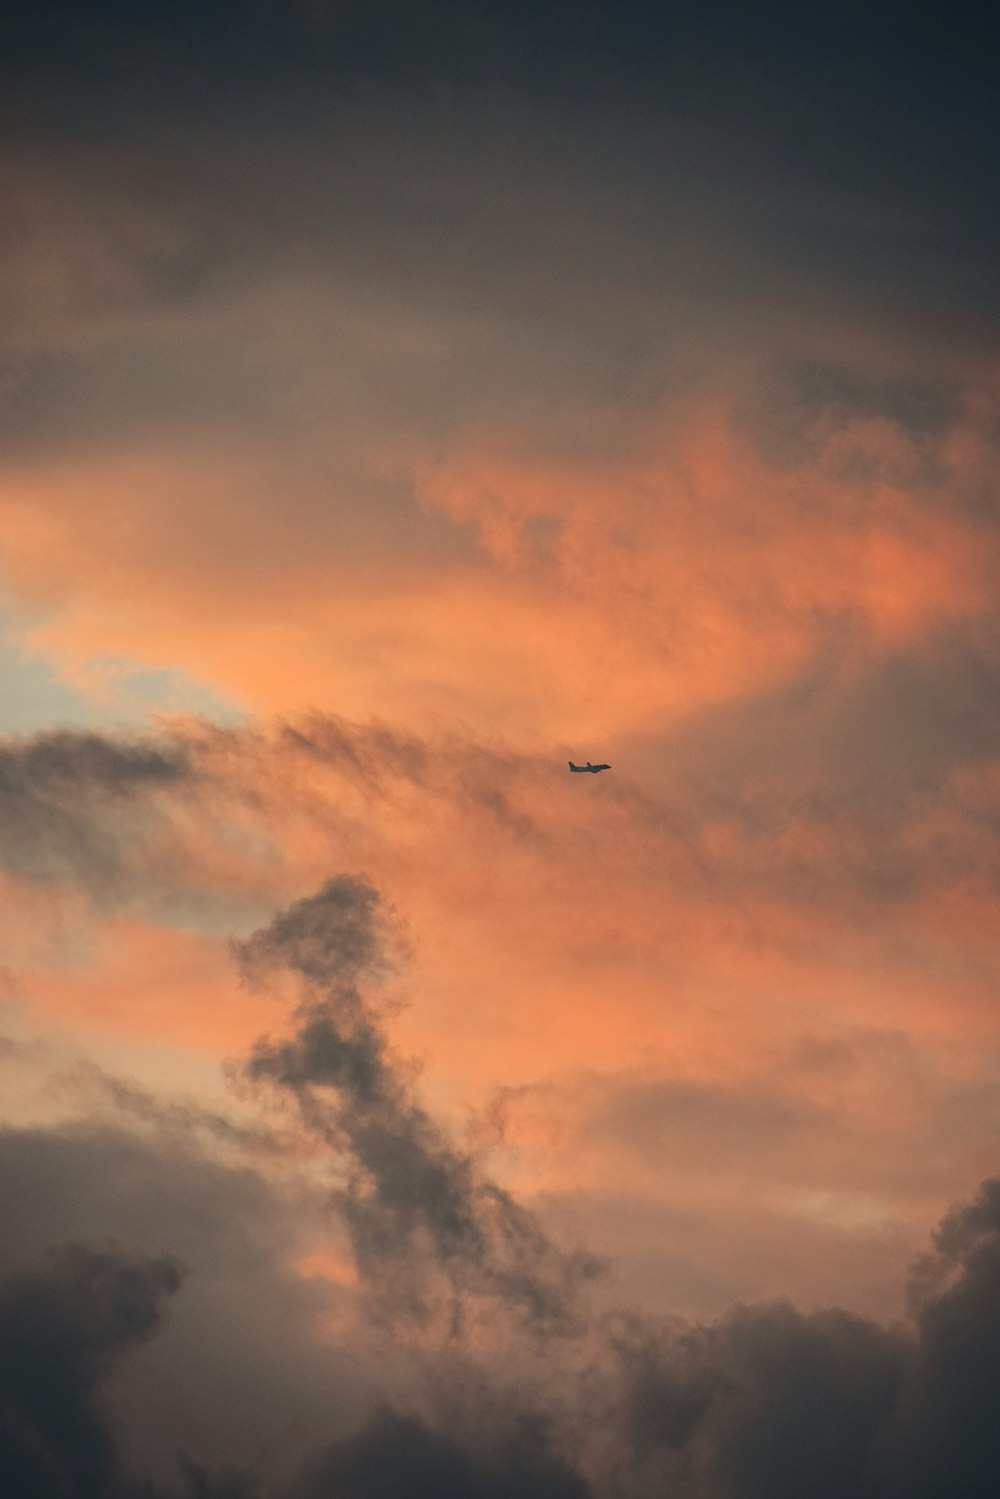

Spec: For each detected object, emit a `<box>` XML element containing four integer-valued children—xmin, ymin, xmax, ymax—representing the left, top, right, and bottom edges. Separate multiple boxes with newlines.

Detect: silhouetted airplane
<box><xmin>569</xmin><ymin>761</ymin><xmax>611</xmax><ymax>773</ymax></box>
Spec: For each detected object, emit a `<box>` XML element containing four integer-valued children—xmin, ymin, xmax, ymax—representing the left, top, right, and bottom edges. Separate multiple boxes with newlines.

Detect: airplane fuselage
<box><xmin>569</xmin><ymin>761</ymin><xmax>611</xmax><ymax>773</ymax></box>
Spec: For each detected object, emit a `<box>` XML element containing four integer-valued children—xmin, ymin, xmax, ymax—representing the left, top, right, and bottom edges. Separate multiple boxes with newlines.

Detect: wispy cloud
<box><xmin>236</xmin><ymin>877</ymin><xmax>600</xmax><ymax>1332</ymax></box>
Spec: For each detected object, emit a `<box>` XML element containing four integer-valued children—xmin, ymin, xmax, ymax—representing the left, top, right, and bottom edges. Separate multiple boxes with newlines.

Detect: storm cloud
<box><xmin>0</xmin><ymin>1239</ymin><xmax>183</xmax><ymax>1499</ymax></box>
<box><xmin>287</xmin><ymin>1404</ymin><xmax>590</xmax><ymax>1499</ymax></box>
<box><xmin>4</xmin><ymin>1145</ymin><xmax>1000</xmax><ymax>1497</ymax></box>
<box><xmin>0</xmin><ymin>1115</ymin><xmax>376</xmax><ymax>1493</ymax></box>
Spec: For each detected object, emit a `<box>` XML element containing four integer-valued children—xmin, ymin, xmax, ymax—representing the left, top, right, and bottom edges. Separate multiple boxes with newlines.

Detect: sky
<box><xmin>1</xmin><ymin>3</ymin><xmax>999</xmax><ymax>1496</ymax></box>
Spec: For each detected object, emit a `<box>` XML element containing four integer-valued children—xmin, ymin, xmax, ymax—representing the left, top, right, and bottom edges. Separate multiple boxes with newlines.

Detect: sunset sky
<box><xmin>2</xmin><ymin>4</ymin><xmax>1000</xmax><ymax>1497</ymax></box>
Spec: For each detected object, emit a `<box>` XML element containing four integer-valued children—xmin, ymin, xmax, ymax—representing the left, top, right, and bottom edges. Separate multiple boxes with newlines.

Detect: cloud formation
<box><xmin>0</xmin><ymin>1240</ymin><xmax>183</xmax><ymax>1499</ymax></box>
<box><xmin>288</xmin><ymin>1404</ymin><xmax>589</xmax><ymax>1499</ymax></box>
<box><xmin>3</xmin><ymin>857</ymin><xmax>1000</xmax><ymax>1498</ymax></box>
<box><xmin>0</xmin><ymin>730</ymin><xmax>187</xmax><ymax>891</ymax></box>
<box><xmin>236</xmin><ymin>877</ymin><xmax>600</xmax><ymax>1331</ymax></box>
<box><xmin>4</xmin><ymin>1104</ymin><xmax>1000</xmax><ymax>1499</ymax></box>
<box><xmin>3</xmin><ymin>707</ymin><xmax>999</xmax><ymax>1325</ymax></box>
<box><xmin>1</xmin><ymin>5</ymin><xmax>998</xmax><ymax>1493</ymax></box>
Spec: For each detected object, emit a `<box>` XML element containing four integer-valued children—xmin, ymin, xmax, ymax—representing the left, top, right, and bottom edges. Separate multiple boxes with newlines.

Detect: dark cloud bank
<box><xmin>4</xmin><ymin>872</ymin><xmax>1000</xmax><ymax>1497</ymax></box>
<box><xmin>2</xmin><ymin>0</ymin><xmax>996</xmax><ymax>487</ymax></box>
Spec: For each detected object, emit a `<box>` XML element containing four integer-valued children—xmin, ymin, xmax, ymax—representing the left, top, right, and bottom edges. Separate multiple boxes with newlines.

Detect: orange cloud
<box><xmin>2</xmin><ymin>375</ymin><xmax>999</xmax><ymax>1319</ymax></box>
<box><xmin>3</xmin><ymin>394</ymin><xmax>995</xmax><ymax>750</ymax></box>
<box><xmin>15</xmin><ymin>914</ymin><xmax>277</xmax><ymax>1056</ymax></box>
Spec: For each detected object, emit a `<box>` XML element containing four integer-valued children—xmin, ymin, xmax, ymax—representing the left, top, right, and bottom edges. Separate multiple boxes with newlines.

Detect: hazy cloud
<box><xmin>0</xmin><ymin>1121</ymin><xmax>364</xmax><ymax>1489</ymax></box>
<box><xmin>585</xmin><ymin>1175</ymin><xmax>1000</xmax><ymax>1498</ymax></box>
<box><xmin>0</xmin><ymin>729</ymin><xmax>187</xmax><ymax>892</ymax></box>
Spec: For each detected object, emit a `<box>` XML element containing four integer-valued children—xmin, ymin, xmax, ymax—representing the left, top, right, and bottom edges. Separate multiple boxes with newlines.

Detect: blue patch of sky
<box><xmin>0</xmin><ymin>601</ymin><xmax>242</xmax><ymax>735</ymax></box>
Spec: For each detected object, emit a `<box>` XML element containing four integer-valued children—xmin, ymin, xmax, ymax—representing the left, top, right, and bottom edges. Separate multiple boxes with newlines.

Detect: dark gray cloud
<box><xmin>0</xmin><ymin>731</ymin><xmax>182</xmax><ymax>794</ymax></box>
<box><xmin>3</xmin><ymin>0</ymin><xmax>995</xmax><ymax>240</ymax></box>
<box><xmin>236</xmin><ymin>877</ymin><xmax>600</xmax><ymax>1331</ymax></box>
<box><xmin>2</xmin><ymin>6</ymin><xmax>996</xmax><ymax>492</ymax></box>
<box><xmin>0</xmin><ymin>1239</ymin><xmax>183</xmax><ymax>1499</ymax></box>
<box><xmin>0</xmin><ymin>1121</ymin><xmax>364</xmax><ymax>1491</ymax></box>
<box><xmin>286</xmin><ymin>1404</ymin><xmax>589</xmax><ymax>1499</ymax></box>
<box><xmin>885</xmin><ymin>1179</ymin><xmax>1000</xmax><ymax>1498</ymax></box>
<box><xmin>584</xmin><ymin>1175</ymin><xmax>1000</xmax><ymax>1499</ymax></box>
<box><xmin>605</xmin><ymin>1300</ymin><xmax>906</xmax><ymax>1499</ymax></box>
<box><xmin>0</xmin><ymin>729</ymin><xmax>188</xmax><ymax>893</ymax></box>
<box><xmin>6</xmin><ymin>1168</ymin><xmax>1000</xmax><ymax>1498</ymax></box>
<box><xmin>3</xmin><ymin>1154</ymin><xmax>1000</xmax><ymax>1499</ymax></box>
<box><xmin>6</xmin><ymin>970</ymin><xmax>1000</xmax><ymax>1497</ymax></box>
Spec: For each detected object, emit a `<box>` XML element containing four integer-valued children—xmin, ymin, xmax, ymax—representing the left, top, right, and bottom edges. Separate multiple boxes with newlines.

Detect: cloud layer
<box><xmin>5</xmin><ymin>1033</ymin><xmax>1000</xmax><ymax>1497</ymax></box>
<box><xmin>2</xmin><ymin>3</ymin><xmax>999</xmax><ymax>1495</ymax></box>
